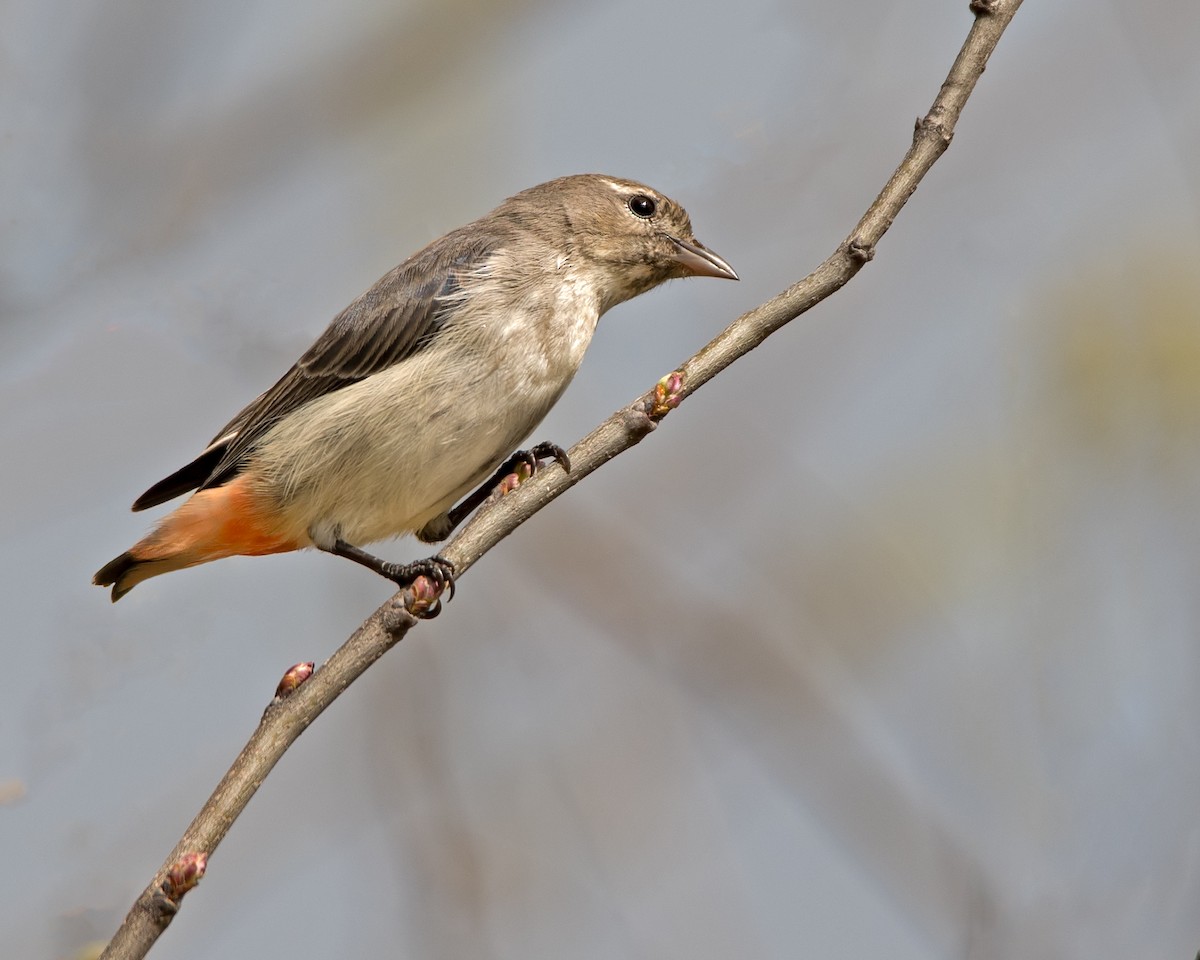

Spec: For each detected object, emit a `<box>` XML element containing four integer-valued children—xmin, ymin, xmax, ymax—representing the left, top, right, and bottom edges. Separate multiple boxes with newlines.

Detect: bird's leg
<box><xmin>448</xmin><ymin>441</ymin><xmax>571</xmax><ymax>529</ymax></box>
<box><xmin>418</xmin><ymin>441</ymin><xmax>571</xmax><ymax>543</ymax></box>
<box><xmin>321</xmin><ymin>539</ymin><xmax>456</xmax><ymax>613</ymax></box>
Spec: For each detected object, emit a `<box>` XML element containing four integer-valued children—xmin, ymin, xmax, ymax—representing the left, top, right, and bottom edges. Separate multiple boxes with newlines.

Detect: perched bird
<box><xmin>93</xmin><ymin>174</ymin><xmax>737</xmax><ymax>602</ymax></box>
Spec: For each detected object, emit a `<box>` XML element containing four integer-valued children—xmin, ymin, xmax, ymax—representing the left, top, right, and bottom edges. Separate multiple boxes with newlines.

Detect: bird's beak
<box><xmin>667</xmin><ymin>236</ymin><xmax>739</xmax><ymax>281</ymax></box>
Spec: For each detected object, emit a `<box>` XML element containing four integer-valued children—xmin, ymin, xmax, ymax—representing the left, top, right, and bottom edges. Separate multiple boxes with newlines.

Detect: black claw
<box><xmin>432</xmin><ymin>556</ymin><xmax>457</xmax><ymax>600</ymax></box>
<box><xmin>516</xmin><ymin>450</ymin><xmax>538</xmax><ymax>474</ymax></box>
<box><xmin>421</xmin><ymin>597</ymin><xmax>443</xmax><ymax>619</ymax></box>
<box><xmin>528</xmin><ymin>441</ymin><xmax>571</xmax><ymax>474</ymax></box>
<box><xmin>392</xmin><ymin>555</ymin><xmax>455</xmax><ymax>593</ymax></box>
<box><xmin>498</xmin><ymin>442</ymin><xmax>570</xmax><ymax>484</ymax></box>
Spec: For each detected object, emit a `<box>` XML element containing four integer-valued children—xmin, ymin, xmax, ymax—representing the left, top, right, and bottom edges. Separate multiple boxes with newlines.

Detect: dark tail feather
<box><xmin>132</xmin><ymin>443</ymin><xmax>226</xmax><ymax>512</ymax></box>
<box><xmin>92</xmin><ymin>552</ymin><xmax>139</xmax><ymax>602</ymax></box>
<box><xmin>93</xmin><ymin>550</ymin><xmax>196</xmax><ymax>602</ymax></box>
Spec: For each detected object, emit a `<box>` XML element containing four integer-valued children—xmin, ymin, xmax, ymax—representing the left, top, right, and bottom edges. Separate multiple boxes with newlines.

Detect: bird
<box><xmin>93</xmin><ymin>174</ymin><xmax>737</xmax><ymax>602</ymax></box>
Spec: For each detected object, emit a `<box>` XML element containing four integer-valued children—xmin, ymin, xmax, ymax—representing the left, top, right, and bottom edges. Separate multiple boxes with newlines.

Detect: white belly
<box><xmin>251</xmin><ymin>288</ymin><xmax>600</xmax><ymax>547</ymax></box>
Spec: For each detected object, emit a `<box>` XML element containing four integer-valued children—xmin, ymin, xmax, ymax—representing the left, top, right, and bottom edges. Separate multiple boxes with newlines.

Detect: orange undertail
<box><xmin>93</xmin><ymin>477</ymin><xmax>302</xmax><ymax>601</ymax></box>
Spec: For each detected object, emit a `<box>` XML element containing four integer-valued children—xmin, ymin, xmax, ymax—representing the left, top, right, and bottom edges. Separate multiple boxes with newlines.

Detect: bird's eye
<box><xmin>628</xmin><ymin>194</ymin><xmax>657</xmax><ymax>219</ymax></box>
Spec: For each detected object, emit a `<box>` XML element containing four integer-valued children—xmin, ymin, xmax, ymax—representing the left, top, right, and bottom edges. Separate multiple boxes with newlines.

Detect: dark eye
<box><xmin>628</xmin><ymin>194</ymin><xmax>657</xmax><ymax>219</ymax></box>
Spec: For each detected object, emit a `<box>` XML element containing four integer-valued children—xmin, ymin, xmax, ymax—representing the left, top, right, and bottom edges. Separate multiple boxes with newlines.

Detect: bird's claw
<box><xmin>502</xmin><ymin>442</ymin><xmax>571</xmax><ymax>490</ymax></box>
<box><xmin>528</xmin><ymin>441</ymin><xmax>571</xmax><ymax>474</ymax></box>
<box><xmin>389</xmin><ymin>555</ymin><xmax>456</xmax><ymax>617</ymax></box>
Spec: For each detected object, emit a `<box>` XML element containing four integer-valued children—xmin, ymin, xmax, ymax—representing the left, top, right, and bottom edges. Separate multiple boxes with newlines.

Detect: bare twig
<box><xmin>98</xmin><ymin>2</ymin><xmax>1023</xmax><ymax>957</ymax></box>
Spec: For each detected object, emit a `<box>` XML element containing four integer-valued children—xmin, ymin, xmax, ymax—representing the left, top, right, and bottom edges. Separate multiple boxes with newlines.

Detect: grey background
<box><xmin>3</xmin><ymin>1</ymin><xmax>1199</xmax><ymax>957</ymax></box>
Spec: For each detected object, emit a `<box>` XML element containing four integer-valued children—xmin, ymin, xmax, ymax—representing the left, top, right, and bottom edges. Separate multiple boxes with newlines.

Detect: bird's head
<box><xmin>503</xmin><ymin>174</ymin><xmax>738</xmax><ymax>311</ymax></box>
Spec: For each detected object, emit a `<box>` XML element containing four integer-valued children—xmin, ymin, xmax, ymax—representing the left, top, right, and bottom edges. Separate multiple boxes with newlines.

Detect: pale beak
<box><xmin>667</xmin><ymin>236</ymin><xmax>739</xmax><ymax>281</ymax></box>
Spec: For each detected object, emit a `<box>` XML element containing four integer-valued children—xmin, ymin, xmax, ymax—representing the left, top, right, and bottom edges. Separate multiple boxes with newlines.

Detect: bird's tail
<box><xmin>93</xmin><ymin>477</ymin><xmax>300</xmax><ymax>601</ymax></box>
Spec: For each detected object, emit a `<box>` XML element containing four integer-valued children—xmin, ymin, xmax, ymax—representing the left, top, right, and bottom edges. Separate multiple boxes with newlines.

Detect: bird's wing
<box><xmin>132</xmin><ymin>230</ymin><xmax>497</xmax><ymax>511</ymax></box>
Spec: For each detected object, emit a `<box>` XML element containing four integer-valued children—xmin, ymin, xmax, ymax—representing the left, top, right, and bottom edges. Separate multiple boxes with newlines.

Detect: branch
<box><xmin>98</xmin><ymin>2</ymin><xmax>1023</xmax><ymax>956</ymax></box>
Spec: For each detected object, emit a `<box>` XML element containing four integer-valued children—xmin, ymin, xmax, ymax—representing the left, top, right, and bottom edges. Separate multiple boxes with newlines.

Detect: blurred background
<box><xmin>3</xmin><ymin>1</ymin><xmax>1199</xmax><ymax>957</ymax></box>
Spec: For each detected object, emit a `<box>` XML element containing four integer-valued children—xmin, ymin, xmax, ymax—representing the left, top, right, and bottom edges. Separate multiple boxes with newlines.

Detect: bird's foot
<box><xmin>325</xmin><ymin>539</ymin><xmax>455</xmax><ymax>616</ymax></box>
<box><xmin>494</xmin><ymin>441</ymin><xmax>571</xmax><ymax>495</ymax></box>
<box><xmin>431</xmin><ymin>441</ymin><xmax>571</xmax><ymax>540</ymax></box>
<box><xmin>382</xmin><ymin>555</ymin><xmax>456</xmax><ymax>617</ymax></box>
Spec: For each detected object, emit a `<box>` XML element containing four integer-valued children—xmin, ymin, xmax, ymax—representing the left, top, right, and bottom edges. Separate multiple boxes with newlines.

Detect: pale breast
<box><xmin>255</xmin><ymin>257</ymin><xmax>606</xmax><ymax>546</ymax></box>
